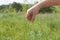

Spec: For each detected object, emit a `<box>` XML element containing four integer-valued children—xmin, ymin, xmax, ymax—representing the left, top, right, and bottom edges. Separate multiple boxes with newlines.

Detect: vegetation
<box><xmin>0</xmin><ymin>2</ymin><xmax>60</xmax><ymax>13</ymax></box>
<box><xmin>39</xmin><ymin>6</ymin><xmax>55</xmax><ymax>13</ymax></box>
<box><xmin>0</xmin><ymin>12</ymin><xmax>60</xmax><ymax>40</ymax></box>
<box><xmin>0</xmin><ymin>1</ymin><xmax>60</xmax><ymax>40</ymax></box>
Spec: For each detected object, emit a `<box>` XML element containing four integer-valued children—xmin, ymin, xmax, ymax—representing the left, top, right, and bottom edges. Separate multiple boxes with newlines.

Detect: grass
<box><xmin>0</xmin><ymin>12</ymin><xmax>60</xmax><ymax>40</ymax></box>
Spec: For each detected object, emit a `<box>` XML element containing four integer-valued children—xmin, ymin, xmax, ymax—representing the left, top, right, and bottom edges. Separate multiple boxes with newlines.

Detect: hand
<box><xmin>26</xmin><ymin>5</ymin><xmax>39</xmax><ymax>22</ymax></box>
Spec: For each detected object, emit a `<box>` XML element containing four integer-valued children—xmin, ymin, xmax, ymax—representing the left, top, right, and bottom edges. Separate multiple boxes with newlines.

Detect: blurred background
<box><xmin>0</xmin><ymin>0</ymin><xmax>60</xmax><ymax>13</ymax></box>
<box><xmin>0</xmin><ymin>0</ymin><xmax>60</xmax><ymax>40</ymax></box>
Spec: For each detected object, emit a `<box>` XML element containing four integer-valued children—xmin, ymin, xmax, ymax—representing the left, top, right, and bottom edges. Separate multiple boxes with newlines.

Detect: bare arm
<box><xmin>39</xmin><ymin>0</ymin><xmax>60</xmax><ymax>8</ymax></box>
<box><xmin>26</xmin><ymin>0</ymin><xmax>60</xmax><ymax>22</ymax></box>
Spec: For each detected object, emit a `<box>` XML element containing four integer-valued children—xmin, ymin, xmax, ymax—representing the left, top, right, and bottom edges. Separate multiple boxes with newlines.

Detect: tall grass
<box><xmin>0</xmin><ymin>12</ymin><xmax>60</xmax><ymax>40</ymax></box>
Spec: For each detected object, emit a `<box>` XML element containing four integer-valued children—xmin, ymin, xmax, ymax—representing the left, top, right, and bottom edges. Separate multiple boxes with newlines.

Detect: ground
<box><xmin>0</xmin><ymin>12</ymin><xmax>60</xmax><ymax>40</ymax></box>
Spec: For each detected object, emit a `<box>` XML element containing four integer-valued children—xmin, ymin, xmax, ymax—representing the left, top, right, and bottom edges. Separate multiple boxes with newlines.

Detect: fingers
<box><xmin>26</xmin><ymin>11</ymin><xmax>35</xmax><ymax>22</ymax></box>
<box><xmin>26</xmin><ymin>12</ymin><xmax>33</xmax><ymax>20</ymax></box>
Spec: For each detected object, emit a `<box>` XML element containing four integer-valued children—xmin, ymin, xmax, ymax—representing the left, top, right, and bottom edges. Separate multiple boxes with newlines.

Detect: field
<box><xmin>0</xmin><ymin>12</ymin><xmax>60</xmax><ymax>40</ymax></box>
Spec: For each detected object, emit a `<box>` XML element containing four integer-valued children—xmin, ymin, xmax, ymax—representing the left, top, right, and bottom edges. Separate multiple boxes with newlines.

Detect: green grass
<box><xmin>0</xmin><ymin>12</ymin><xmax>60</xmax><ymax>40</ymax></box>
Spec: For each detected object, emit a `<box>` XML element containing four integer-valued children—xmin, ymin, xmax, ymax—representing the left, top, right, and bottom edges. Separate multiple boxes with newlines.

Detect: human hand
<box><xmin>26</xmin><ymin>5</ymin><xmax>39</xmax><ymax>22</ymax></box>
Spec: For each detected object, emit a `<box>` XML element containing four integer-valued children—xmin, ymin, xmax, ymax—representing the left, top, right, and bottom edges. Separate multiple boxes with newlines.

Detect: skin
<box><xmin>26</xmin><ymin>0</ymin><xmax>60</xmax><ymax>22</ymax></box>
